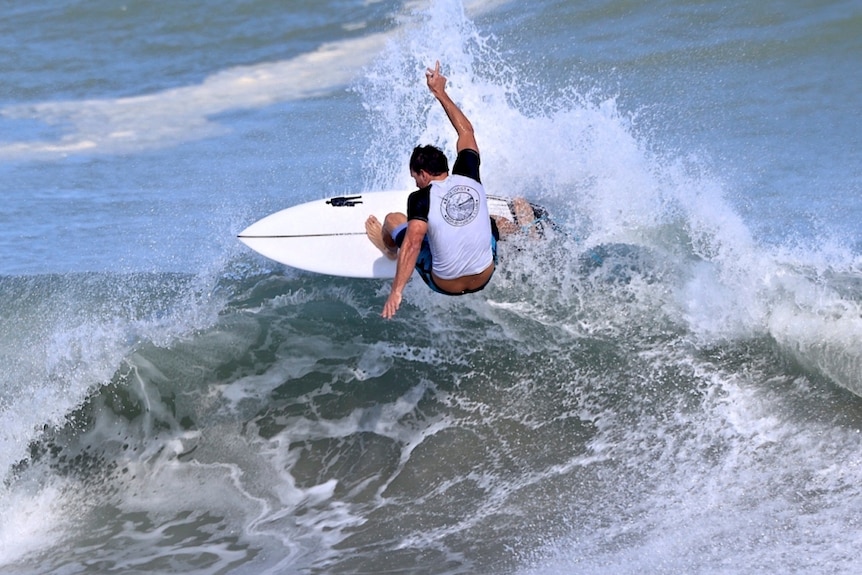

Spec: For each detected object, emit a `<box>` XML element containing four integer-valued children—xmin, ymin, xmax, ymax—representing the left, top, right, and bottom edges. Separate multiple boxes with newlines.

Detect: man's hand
<box><xmin>426</xmin><ymin>60</ymin><xmax>446</xmax><ymax>97</ymax></box>
<box><xmin>382</xmin><ymin>291</ymin><xmax>403</xmax><ymax>319</ymax></box>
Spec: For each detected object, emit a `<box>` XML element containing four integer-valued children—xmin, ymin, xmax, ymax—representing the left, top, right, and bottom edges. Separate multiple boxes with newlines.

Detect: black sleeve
<box><xmin>407</xmin><ymin>186</ymin><xmax>431</xmax><ymax>222</ymax></box>
<box><xmin>452</xmin><ymin>149</ymin><xmax>481</xmax><ymax>183</ymax></box>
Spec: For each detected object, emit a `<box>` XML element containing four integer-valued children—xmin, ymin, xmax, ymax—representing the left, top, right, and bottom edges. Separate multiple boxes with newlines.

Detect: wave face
<box><xmin>3</xmin><ymin>0</ymin><xmax>862</xmax><ymax>573</ymax></box>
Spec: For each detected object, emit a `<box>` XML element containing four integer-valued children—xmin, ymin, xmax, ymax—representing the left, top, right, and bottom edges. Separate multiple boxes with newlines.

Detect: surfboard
<box><xmin>238</xmin><ymin>190</ymin><xmax>548</xmax><ymax>278</ymax></box>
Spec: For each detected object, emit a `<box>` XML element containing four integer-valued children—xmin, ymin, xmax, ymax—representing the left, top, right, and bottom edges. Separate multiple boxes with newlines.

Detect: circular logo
<box><xmin>441</xmin><ymin>185</ymin><xmax>479</xmax><ymax>226</ymax></box>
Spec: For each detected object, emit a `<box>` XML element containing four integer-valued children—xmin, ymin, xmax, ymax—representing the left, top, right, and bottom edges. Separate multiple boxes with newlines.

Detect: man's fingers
<box><xmin>426</xmin><ymin>61</ymin><xmax>442</xmax><ymax>78</ymax></box>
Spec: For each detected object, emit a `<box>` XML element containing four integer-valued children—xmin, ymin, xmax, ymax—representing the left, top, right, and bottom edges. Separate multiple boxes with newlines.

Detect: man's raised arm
<box><xmin>425</xmin><ymin>61</ymin><xmax>478</xmax><ymax>154</ymax></box>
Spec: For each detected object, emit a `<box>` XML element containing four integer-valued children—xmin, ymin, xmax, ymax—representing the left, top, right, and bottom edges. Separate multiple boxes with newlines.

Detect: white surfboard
<box><xmin>238</xmin><ymin>190</ymin><xmax>547</xmax><ymax>278</ymax></box>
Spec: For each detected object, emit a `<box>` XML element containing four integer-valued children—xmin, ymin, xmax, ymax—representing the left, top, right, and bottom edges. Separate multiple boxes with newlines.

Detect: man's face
<box><xmin>411</xmin><ymin>169</ymin><xmax>429</xmax><ymax>188</ymax></box>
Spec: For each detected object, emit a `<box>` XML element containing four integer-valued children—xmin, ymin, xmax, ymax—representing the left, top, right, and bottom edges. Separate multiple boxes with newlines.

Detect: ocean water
<box><xmin>2</xmin><ymin>0</ymin><xmax>862</xmax><ymax>573</ymax></box>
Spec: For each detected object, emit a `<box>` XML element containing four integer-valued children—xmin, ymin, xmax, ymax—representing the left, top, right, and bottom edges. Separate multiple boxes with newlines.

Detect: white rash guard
<box><xmin>406</xmin><ymin>149</ymin><xmax>493</xmax><ymax>280</ymax></box>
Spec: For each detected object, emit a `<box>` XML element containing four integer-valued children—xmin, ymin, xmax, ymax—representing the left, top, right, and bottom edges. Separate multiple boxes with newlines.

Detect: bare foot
<box><xmin>512</xmin><ymin>197</ymin><xmax>539</xmax><ymax>239</ymax></box>
<box><xmin>365</xmin><ymin>215</ymin><xmax>397</xmax><ymax>259</ymax></box>
<box><xmin>493</xmin><ymin>215</ymin><xmax>520</xmax><ymax>237</ymax></box>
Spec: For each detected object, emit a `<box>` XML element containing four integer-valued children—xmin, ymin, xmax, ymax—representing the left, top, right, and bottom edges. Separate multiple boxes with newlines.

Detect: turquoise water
<box><xmin>2</xmin><ymin>1</ymin><xmax>862</xmax><ymax>573</ymax></box>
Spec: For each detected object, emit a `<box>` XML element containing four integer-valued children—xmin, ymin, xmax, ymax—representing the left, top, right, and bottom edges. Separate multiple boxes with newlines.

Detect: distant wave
<box><xmin>0</xmin><ymin>33</ymin><xmax>389</xmax><ymax>160</ymax></box>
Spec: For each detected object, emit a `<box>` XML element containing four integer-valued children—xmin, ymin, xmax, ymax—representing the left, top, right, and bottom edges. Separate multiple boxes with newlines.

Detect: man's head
<box><xmin>409</xmin><ymin>145</ymin><xmax>449</xmax><ymax>187</ymax></box>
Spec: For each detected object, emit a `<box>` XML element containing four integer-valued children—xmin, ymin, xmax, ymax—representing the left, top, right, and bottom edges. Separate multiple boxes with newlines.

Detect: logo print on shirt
<box><xmin>441</xmin><ymin>185</ymin><xmax>479</xmax><ymax>226</ymax></box>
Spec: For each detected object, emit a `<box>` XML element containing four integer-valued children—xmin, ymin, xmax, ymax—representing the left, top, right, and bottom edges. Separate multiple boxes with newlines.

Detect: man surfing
<box><xmin>366</xmin><ymin>61</ymin><xmax>503</xmax><ymax>319</ymax></box>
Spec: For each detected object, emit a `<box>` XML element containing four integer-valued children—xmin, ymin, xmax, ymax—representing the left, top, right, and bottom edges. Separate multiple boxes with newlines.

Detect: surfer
<box><xmin>366</xmin><ymin>60</ymin><xmax>518</xmax><ymax>319</ymax></box>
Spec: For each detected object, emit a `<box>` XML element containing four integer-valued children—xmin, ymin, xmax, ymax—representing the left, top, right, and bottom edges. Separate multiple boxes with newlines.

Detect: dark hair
<box><xmin>409</xmin><ymin>145</ymin><xmax>449</xmax><ymax>176</ymax></box>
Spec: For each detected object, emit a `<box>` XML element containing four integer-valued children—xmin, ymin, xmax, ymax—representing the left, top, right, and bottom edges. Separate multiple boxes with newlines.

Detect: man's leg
<box><xmin>365</xmin><ymin>212</ymin><xmax>407</xmax><ymax>260</ymax></box>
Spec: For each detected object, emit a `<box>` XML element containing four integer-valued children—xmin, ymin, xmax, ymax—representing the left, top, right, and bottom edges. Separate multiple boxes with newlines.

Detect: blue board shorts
<box><xmin>391</xmin><ymin>220</ymin><xmax>499</xmax><ymax>296</ymax></box>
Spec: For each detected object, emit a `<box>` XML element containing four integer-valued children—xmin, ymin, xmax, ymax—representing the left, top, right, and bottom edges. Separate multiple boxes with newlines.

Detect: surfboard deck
<box><xmin>238</xmin><ymin>190</ymin><xmax>547</xmax><ymax>278</ymax></box>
